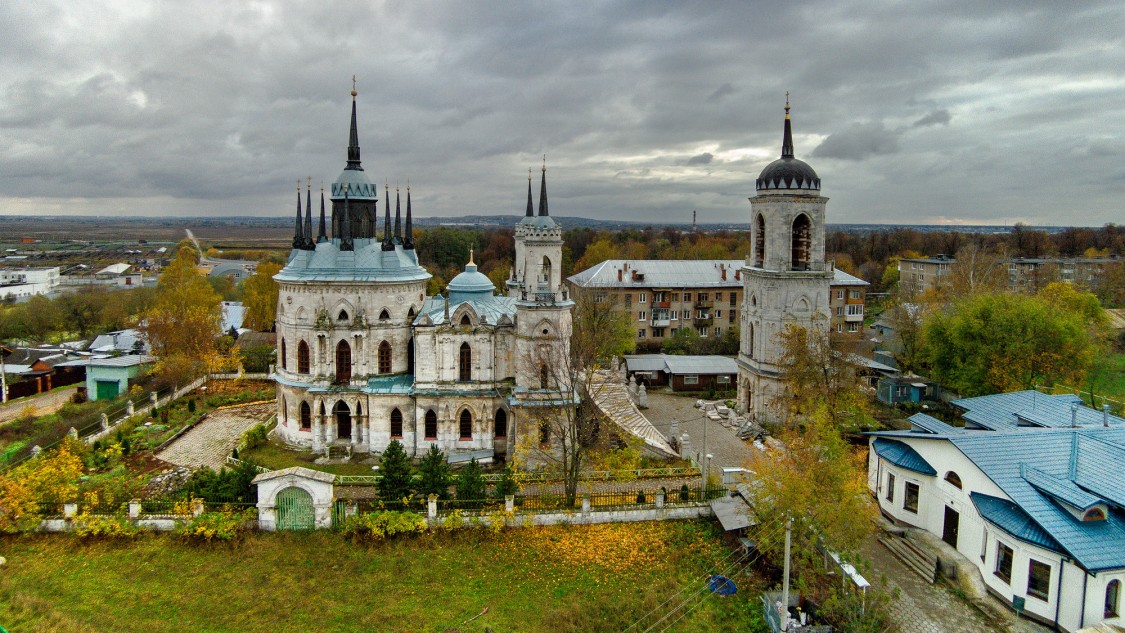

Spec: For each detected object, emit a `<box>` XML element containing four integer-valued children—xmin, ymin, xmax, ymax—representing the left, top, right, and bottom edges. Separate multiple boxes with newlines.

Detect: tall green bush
<box><xmin>417</xmin><ymin>445</ymin><xmax>451</xmax><ymax>500</ymax></box>
<box><xmin>377</xmin><ymin>440</ymin><xmax>414</xmax><ymax>504</ymax></box>
<box><xmin>455</xmin><ymin>458</ymin><xmax>486</xmax><ymax>503</ymax></box>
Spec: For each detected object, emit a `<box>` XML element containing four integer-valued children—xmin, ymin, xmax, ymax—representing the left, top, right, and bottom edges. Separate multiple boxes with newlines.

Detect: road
<box><xmin>0</xmin><ymin>387</ymin><xmax>79</xmax><ymax>425</ymax></box>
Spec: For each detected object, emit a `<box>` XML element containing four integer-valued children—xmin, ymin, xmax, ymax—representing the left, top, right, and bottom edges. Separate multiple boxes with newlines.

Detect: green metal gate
<box><xmin>95</xmin><ymin>380</ymin><xmax>119</xmax><ymax>401</ymax></box>
<box><xmin>276</xmin><ymin>487</ymin><xmax>315</xmax><ymax>531</ymax></box>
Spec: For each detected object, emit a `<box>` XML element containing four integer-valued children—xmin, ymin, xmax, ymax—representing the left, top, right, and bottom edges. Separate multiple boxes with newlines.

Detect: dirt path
<box><xmin>0</xmin><ymin>387</ymin><xmax>78</xmax><ymax>425</ymax></box>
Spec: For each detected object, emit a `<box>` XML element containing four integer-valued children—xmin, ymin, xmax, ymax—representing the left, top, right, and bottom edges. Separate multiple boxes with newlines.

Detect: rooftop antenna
<box><xmin>1071</xmin><ymin>403</ymin><xmax>1079</xmax><ymax>428</ymax></box>
<box><xmin>1105</xmin><ymin>404</ymin><xmax>1112</xmax><ymax>428</ymax></box>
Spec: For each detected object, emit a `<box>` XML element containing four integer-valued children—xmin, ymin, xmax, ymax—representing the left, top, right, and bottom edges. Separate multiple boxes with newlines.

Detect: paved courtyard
<box><xmin>156</xmin><ymin>402</ymin><xmax>274</xmax><ymax>471</ymax></box>
<box><xmin>642</xmin><ymin>391</ymin><xmax>755</xmax><ymax>477</ymax></box>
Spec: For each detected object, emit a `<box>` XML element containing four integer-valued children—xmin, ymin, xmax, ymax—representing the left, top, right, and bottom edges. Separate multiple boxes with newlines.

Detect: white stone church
<box><xmin>272</xmin><ymin>88</ymin><xmax>573</xmax><ymax>459</ymax></box>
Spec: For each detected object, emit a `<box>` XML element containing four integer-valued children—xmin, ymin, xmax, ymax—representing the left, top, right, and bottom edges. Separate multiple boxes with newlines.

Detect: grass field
<box><xmin>0</xmin><ymin>520</ymin><xmax>752</xmax><ymax>633</ymax></box>
<box><xmin>239</xmin><ymin>438</ymin><xmax>380</xmax><ymax>476</ymax></box>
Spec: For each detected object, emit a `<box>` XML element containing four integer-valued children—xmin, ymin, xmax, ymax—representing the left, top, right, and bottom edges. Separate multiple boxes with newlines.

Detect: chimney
<box><xmin>735</xmin><ymin>269</ymin><xmax>741</xmax><ymax>280</ymax></box>
<box><xmin>721</xmin><ymin>268</ymin><xmax>727</xmax><ymax>281</ymax></box>
<box><xmin>1105</xmin><ymin>404</ymin><xmax>1112</xmax><ymax>428</ymax></box>
<box><xmin>1071</xmin><ymin>403</ymin><xmax>1079</xmax><ymax>428</ymax></box>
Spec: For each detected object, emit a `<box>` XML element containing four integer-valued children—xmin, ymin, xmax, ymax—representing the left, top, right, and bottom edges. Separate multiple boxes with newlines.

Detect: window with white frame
<box><xmin>848</xmin><ymin>322</ymin><xmax>860</xmax><ymax>333</ymax></box>
<box><xmin>849</xmin><ymin>289</ymin><xmax>861</xmax><ymax>299</ymax></box>
<box><xmin>847</xmin><ymin>304</ymin><xmax>864</xmax><ymax>316</ymax></box>
<box><xmin>638</xmin><ymin>311</ymin><xmax>646</xmax><ymax>321</ymax></box>
<box><xmin>639</xmin><ymin>293</ymin><xmax>647</xmax><ymax>303</ymax></box>
<box><xmin>683</xmin><ymin>375</ymin><xmax>698</xmax><ymax>385</ymax></box>
<box><xmin>637</xmin><ymin>329</ymin><xmax>646</xmax><ymax>338</ymax></box>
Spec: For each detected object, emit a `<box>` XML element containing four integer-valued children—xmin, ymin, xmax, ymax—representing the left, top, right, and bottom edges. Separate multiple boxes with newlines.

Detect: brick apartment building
<box><xmin>898</xmin><ymin>254</ymin><xmax>1119</xmax><ymax>294</ymax></box>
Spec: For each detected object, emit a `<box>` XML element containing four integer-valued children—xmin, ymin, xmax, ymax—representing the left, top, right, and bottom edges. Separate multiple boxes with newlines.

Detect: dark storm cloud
<box><xmin>0</xmin><ymin>0</ymin><xmax>1123</xmax><ymax>226</ymax></box>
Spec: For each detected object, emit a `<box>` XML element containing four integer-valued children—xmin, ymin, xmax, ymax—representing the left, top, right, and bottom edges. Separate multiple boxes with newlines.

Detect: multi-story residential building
<box><xmin>829</xmin><ymin>269</ymin><xmax>869</xmax><ymax>336</ymax></box>
<box><xmin>898</xmin><ymin>255</ymin><xmax>954</xmax><ymax>294</ymax></box>
<box><xmin>567</xmin><ymin>259</ymin><xmax>745</xmax><ymax>345</ymax></box>
<box><xmin>1007</xmin><ymin>257</ymin><xmax>1120</xmax><ymax>291</ymax></box>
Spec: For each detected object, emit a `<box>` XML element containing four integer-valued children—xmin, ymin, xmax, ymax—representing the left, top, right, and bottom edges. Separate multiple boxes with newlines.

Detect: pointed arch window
<box><xmin>378</xmin><ymin>340</ymin><xmax>392</xmax><ymax>374</ymax></box>
<box><xmin>407</xmin><ymin>306</ymin><xmax>415</xmax><ymax>318</ymax></box>
<box><xmin>335</xmin><ymin>340</ymin><xmax>352</xmax><ymax>384</ymax></box>
<box><xmin>280</xmin><ymin>338</ymin><xmax>287</xmax><ymax>370</ymax></box>
<box><xmin>460</xmin><ymin>314</ymin><xmax>472</xmax><ymax>327</ymax></box>
<box><xmin>379</xmin><ymin>309</ymin><xmax>390</xmax><ymax>321</ymax></box>
<box><xmin>424</xmin><ymin>410</ymin><xmax>438</xmax><ymax>439</ymax></box>
<box><xmin>494</xmin><ymin>409</ymin><xmax>507</xmax><ymax>438</ymax></box>
<box><xmin>390</xmin><ymin>408</ymin><xmax>403</xmax><ymax>438</ymax></box>
<box><xmin>297</xmin><ymin>340</ymin><xmax>310</xmax><ymax>374</ymax></box>
<box><xmin>791</xmin><ymin>214</ymin><xmax>812</xmax><ymax>271</ymax></box>
<box><xmin>407</xmin><ymin>336</ymin><xmax>415</xmax><ymax>374</ymax></box>
<box><xmin>459</xmin><ymin>342</ymin><xmax>472</xmax><ymax>381</ymax></box>
<box><xmin>541</xmin><ymin>255</ymin><xmax>552</xmax><ymax>284</ymax></box>
<box><xmin>539</xmin><ymin>365</ymin><xmax>549</xmax><ymax>389</ymax></box>
<box><xmin>459</xmin><ymin>409</ymin><xmax>472</xmax><ymax>440</ymax></box>
<box><xmin>337</xmin><ymin>309</ymin><xmax>349</xmax><ymax>322</ymax></box>
<box><xmin>299</xmin><ymin>401</ymin><xmax>311</xmax><ymax>430</ymax></box>
<box><xmin>754</xmin><ymin>214</ymin><xmax>765</xmax><ymax>267</ymax></box>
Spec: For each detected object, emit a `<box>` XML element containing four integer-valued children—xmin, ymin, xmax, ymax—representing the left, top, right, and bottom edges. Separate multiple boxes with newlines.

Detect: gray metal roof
<box><xmin>568</xmin><ymin>259</ymin><xmax>745</xmax><ymax>289</ymax></box>
<box><xmin>832</xmin><ymin>269</ymin><xmax>869</xmax><ymax>286</ymax></box>
<box><xmin>87</xmin><ymin>354</ymin><xmax>155</xmax><ymax>368</ymax></box>
<box><xmin>625</xmin><ymin>354</ymin><xmax>738</xmax><ymax>376</ymax></box>
<box><xmin>908</xmin><ymin>413</ymin><xmax>963</xmax><ymax>435</ymax></box>
<box><xmin>275</xmin><ymin>238</ymin><xmax>431</xmax><ymax>284</ymax></box>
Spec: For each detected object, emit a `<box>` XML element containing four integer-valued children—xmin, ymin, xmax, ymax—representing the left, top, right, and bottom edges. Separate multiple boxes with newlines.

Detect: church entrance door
<box><xmin>334</xmin><ymin>401</ymin><xmax>351</xmax><ymax>440</ymax></box>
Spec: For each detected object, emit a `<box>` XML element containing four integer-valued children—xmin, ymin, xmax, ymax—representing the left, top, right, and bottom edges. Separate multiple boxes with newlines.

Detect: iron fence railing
<box><xmin>334</xmin><ymin>466</ymin><xmax>700</xmax><ymax>486</ymax></box>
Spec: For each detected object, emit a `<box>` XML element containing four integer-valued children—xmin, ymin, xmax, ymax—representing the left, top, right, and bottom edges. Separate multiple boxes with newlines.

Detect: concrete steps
<box><xmin>879</xmin><ymin>534</ymin><xmax>938</xmax><ymax>583</ymax></box>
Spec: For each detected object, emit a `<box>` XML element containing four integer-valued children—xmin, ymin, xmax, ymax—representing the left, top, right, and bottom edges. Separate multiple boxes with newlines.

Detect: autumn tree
<box><xmin>141</xmin><ymin>245</ymin><xmax>225</xmax><ymax>385</ymax></box>
<box><xmin>776</xmin><ymin>320</ymin><xmax>869</xmax><ymax>429</ymax></box>
<box><xmin>242</xmin><ymin>261</ymin><xmax>283</xmax><ymax>331</ymax></box>
<box><xmin>946</xmin><ymin>243</ymin><xmax>1008</xmax><ymax>298</ymax></box>
<box><xmin>0</xmin><ymin>441</ymin><xmax>85</xmax><ymax>533</ymax></box>
<box><xmin>923</xmin><ymin>286</ymin><xmax>1105</xmax><ymax>397</ymax></box>
<box><xmin>743</xmin><ymin>406</ymin><xmax>875</xmax><ymax>571</ymax></box>
<box><xmin>881</xmin><ymin>299</ymin><xmax>931</xmax><ymax>374</ymax></box>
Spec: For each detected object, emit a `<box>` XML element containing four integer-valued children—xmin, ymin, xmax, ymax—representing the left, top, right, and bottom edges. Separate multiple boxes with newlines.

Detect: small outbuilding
<box><xmin>625</xmin><ymin>354</ymin><xmax>738</xmax><ymax>392</ymax></box>
<box><xmin>85</xmin><ymin>355</ymin><xmax>155</xmax><ymax>401</ymax></box>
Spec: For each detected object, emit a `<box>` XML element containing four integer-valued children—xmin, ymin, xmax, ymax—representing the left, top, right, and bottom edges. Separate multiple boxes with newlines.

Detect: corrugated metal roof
<box><xmin>970</xmin><ymin>492</ymin><xmax>1063</xmax><ymax>552</ymax></box>
<box><xmin>954</xmin><ymin>390</ymin><xmax>1119</xmax><ymax>431</ymax></box>
<box><xmin>568</xmin><ymin>259</ymin><xmax>745</xmax><ymax>289</ymax></box>
<box><xmin>908</xmin><ymin>413</ymin><xmax>963</xmax><ymax>435</ymax></box>
<box><xmin>624</xmin><ymin>354</ymin><xmax>737</xmax><ymax>375</ymax></box>
<box><xmin>872</xmin><ymin>438</ymin><xmax>937</xmax><ymax>475</ymax></box>
<box><xmin>832</xmin><ymin>269</ymin><xmax>869</xmax><ymax>286</ymax></box>
<box><xmin>87</xmin><ymin>355</ymin><xmax>155</xmax><ymax>368</ymax></box>
<box><xmin>1021</xmin><ymin>464</ymin><xmax>1104</xmax><ymax>511</ymax></box>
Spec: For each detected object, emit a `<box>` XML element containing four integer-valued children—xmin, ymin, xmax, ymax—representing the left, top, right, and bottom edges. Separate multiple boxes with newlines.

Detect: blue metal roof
<box><xmin>970</xmin><ymin>492</ymin><xmax>1063</xmax><ymax>552</ymax></box>
<box><xmin>275</xmin><ymin>238</ymin><xmax>431</xmax><ymax>283</ymax></box>
<box><xmin>1020</xmin><ymin>464</ymin><xmax>1104</xmax><ymax>511</ymax></box>
<box><xmin>908</xmin><ymin>413</ymin><xmax>963</xmax><ymax>435</ymax></box>
<box><xmin>952</xmin><ymin>428</ymin><xmax>1125</xmax><ymax>572</ymax></box>
<box><xmin>363</xmin><ymin>374</ymin><xmax>413</xmax><ymax>395</ymax></box>
<box><xmin>954</xmin><ymin>390</ymin><xmax>1121</xmax><ymax>431</ymax></box>
<box><xmin>872</xmin><ymin>438</ymin><xmax>937</xmax><ymax>476</ymax></box>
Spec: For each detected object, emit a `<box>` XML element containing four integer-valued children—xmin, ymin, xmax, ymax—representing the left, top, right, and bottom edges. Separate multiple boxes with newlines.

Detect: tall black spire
<box><xmin>538</xmin><ymin>159</ymin><xmax>549</xmax><ymax>217</ymax></box>
<box><xmin>303</xmin><ymin>178</ymin><xmax>313</xmax><ymax>249</ymax></box>
<box><xmin>394</xmin><ymin>187</ymin><xmax>402</xmax><ymax>242</ymax></box>
<box><xmin>346</xmin><ymin>76</ymin><xmax>362</xmax><ymax>170</ymax></box>
<box><xmin>405</xmin><ymin>185</ymin><xmax>414</xmax><ymax>249</ymax></box>
<box><xmin>292</xmin><ymin>180</ymin><xmax>303</xmax><ymax>248</ymax></box>
<box><xmin>781</xmin><ymin>91</ymin><xmax>794</xmax><ymax>158</ymax></box>
<box><xmin>525</xmin><ymin>168</ymin><xmax>534</xmax><ymax>217</ymax></box>
<box><xmin>381</xmin><ymin>183</ymin><xmax>393</xmax><ymax>251</ymax></box>
<box><xmin>317</xmin><ymin>185</ymin><xmax>327</xmax><ymax>243</ymax></box>
<box><xmin>340</xmin><ymin>188</ymin><xmax>354</xmax><ymax>251</ymax></box>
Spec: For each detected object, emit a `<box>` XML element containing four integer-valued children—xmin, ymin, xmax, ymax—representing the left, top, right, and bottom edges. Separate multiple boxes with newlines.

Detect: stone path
<box><xmin>862</xmin><ymin>534</ymin><xmax>1003</xmax><ymax>633</ymax></box>
<box><xmin>642</xmin><ymin>392</ymin><xmax>755</xmax><ymax>477</ymax></box>
<box><xmin>0</xmin><ymin>386</ymin><xmax>78</xmax><ymax>424</ymax></box>
<box><xmin>155</xmin><ymin>402</ymin><xmax>274</xmax><ymax>471</ymax></box>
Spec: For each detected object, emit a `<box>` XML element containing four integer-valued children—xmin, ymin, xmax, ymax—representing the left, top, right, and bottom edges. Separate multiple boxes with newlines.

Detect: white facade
<box><xmin>0</xmin><ymin>266</ymin><xmax>60</xmax><ymax>299</ymax></box>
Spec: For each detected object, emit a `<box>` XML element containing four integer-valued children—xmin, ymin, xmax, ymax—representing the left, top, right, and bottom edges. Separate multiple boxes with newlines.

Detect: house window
<box><xmin>836</xmin><ymin>307</ymin><xmax>844</xmax><ymax>316</ymax></box>
<box><xmin>836</xmin><ymin>290</ymin><xmax>843</xmax><ymax>300</ymax></box>
<box><xmin>281</xmin><ymin>338</ymin><xmax>287</xmax><ymax>370</ymax></box>
<box><xmin>715</xmin><ymin>292</ymin><xmax>723</xmax><ymax>300</ymax></box>
<box><xmin>683</xmin><ymin>293</ymin><xmax>691</xmax><ymax>302</ymax></box>
<box><xmin>904</xmin><ymin>481</ymin><xmax>919</xmax><ymax>513</ymax></box>
<box><xmin>849</xmin><ymin>289</ymin><xmax>861</xmax><ymax>300</ymax></box>
<box><xmin>297</xmin><ymin>340</ymin><xmax>310</xmax><ymax>374</ymax></box>
<box><xmin>885</xmin><ymin>473</ymin><xmax>895</xmax><ymax>502</ymax></box>
<box><xmin>1027</xmin><ymin>560</ymin><xmax>1051</xmax><ymax>601</ymax></box>
<box><xmin>638</xmin><ymin>329</ymin><xmax>646</xmax><ymax>338</ymax></box>
<box><xmin>459</xmin><ymin>342</ymin><xmax>472</xmax><ymax>381</ymax></box>
<box><xmin>378</xmin><ymin>340</ymin><xmax>392</xmax><ymax>374</ymax></box>
<box><xmin>684</xmin><ymin>375</ymin><xmax>699</xmax><ymax>385</ymax></box>
<box><xmin>717</xmin><ymin>375</ymin><xmax>731</xmax><ymax>384</ymax></box>
<box><xmin>390</xmin><ymin>408</ymin><xmax>403</xmax><ymax>438</ymax></box>
<box><xmin>729</xmin><ymin>294</ymin><xmax>736</xmax><ymax>307</ymax></box>
<box><xmin>699</xmin><ymin>292</ymin><xmax>709</xmax><ymax>301</ymax></box>
<box><xmin>638</xmin><ymin>293</ymin><xmax>646</xmax><ymax>303</ymax></box>
<box><xmin>848</xmin><ymin>322</ymin><xmax>859</xmax><ymax>333</ymax></box>
<box><xmin>652</xmin><ymin>328</ymin><xmax>665</xmax><ymax>337</ymax></box>
<box><xmin>459</xmin><ymin>410</ymin><xmax>472</xmax><ymax>440</ymax></box>
<box><xmin>624</xmin><ymin>293</ymin><xmax>632</xmax><ymax>306</ymax></box>
<box><xmin>424</xmin><ymin>410</ymin><xmax>438</xmax><ymax>439</ymax></box>
<box><xmin>638</xmin><ymin>311</ymin><xmax>646</xmax><ymax>321</ymax></box>
<box><xmin>594</xmin><ymin>293</ymin><xmax>607</xmax><ymax>303</ymax></box>
<box><xmin>494</xmin><ymin>409</ymin><xmax>507</xmax><ymax>438</ymax></box>
<box><xmin>995</xmin><ymin>542</ymin><xmax>1014</xmax><ymax>583</ymax></box>
<box><xmin>944</xmin><ymin>472</ymin><xmax>963</xmax><ymax>490</ymax></box>
<box><xmin>847</xmin><ymin>304</ymin><xmax>864</xmax><ymax>316</ymax></box>
<box><xmin>670</xmin><ymin>310</ymin><xmax>678</xmax><ymax>320</ymax></box>
<box><xmin>713</xmin><ymin>327</ymin><xmax>721</xmax><ymax>336</ymax></box>
<box><xmin>1106</xmin><ymin>579</ymin><xmax>1121</xmax><ymax>618</ymax></box>
<box><xmin>729</xmin><ymin>312</ymin><xmax>735</xmax><ymax>323</ymax></box>
<box><xmin>299</xmin><ymin>402</ymin><xmax>311</xmax><ymax>430</ymax></box>
<box><xmin>716</xmin><ymin>309</ymin><xmax>722</xmax><ymax>318</ymax></box>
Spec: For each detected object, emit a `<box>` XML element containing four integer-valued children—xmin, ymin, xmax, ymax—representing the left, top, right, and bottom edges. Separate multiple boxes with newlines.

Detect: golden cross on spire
<box><xmin>351</xmin><ymin>75</ymin><xmax>357</xmax><ymax>98</ymax></box>
<box><xmin>307</xmin><ymin>176</ymin><xmax>312</xmax><ymax>188</ymax></box>
<box><xmin>785</xmin><ymin>91</ymin><xmax>791</xmax><ymax>119</ymax></box>
<box><xmin>468</xmin><ymin>246</ymin><xmax>475</xmax><ymax>266</ymax></box>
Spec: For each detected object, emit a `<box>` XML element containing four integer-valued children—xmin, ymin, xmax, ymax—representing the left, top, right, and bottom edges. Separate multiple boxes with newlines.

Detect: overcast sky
<box><xmin>1</xmin><ymin>1</ymin><xmax>1122</xmax><ymax>226</ymax></box>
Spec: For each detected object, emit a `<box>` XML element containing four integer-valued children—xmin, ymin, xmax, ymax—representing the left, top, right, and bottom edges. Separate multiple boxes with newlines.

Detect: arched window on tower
<box><xmin>299</xmin><ymin>401</ymin><xmax>311</xmax><ymax>430</ymax></box>
<box><xmin>407</xmin><ymin>336</ymin><xmax>415</xmax><ymax>374</ymax></box>
<box><xmin>494</xmin><ymin>409</ymin><xmax>507</xmax><ymax>438</ymax></box>
<box><xmin>297</xmin><ymin>340</ymin><xmax>310</xmax><ymax>374</ymax></box>
<box><xmin>541</xmin><ymin>255</ymin><xmax>552</xmax><ymax>285</ymax></box>
<box><xmin>460</xmin><ymin>314</ymin><xmax>472</xmax><ymax>326</ymax></box>
<box><xmin>379</xmin><ymin>309</ymin><xmax>390</xmax><ymax>321</ymax></box>
<box><xmin>754</xmin><ymin>214</ymin><xmax>765</xmax><ymax>268</ymax></box>
<box><xmin>338</xmin><ymin>309</ymin><xmax>349</xmax><ymax>322</ymax></box>
<box><xmin>748</xmin><ymin>323</ymin><xmax>755</xmax><ymax>359</ymax></box>
<box><xmin>390</xmin><ymin>408</ymin><xmax>403</xmax><ymax>438</ymax></box>
<box><xmin>378</xmin><ymin>340</ymin><xmax>392</xmax><ymax>374</ymax></box>
<box><xmin>335</xmin><ymin>340</ymin><xmax>352</xmax><ymax>384</ymax></box>
<box><xmin>539</xmin><ymin>365</ymin><xmax>549</xmax><ymax>389</ymax></box>
<box><xmin>459</xmin><ymin>342</ymin><xmax>472</xmax><ymax>381</ymax></box>
<box><xmin>791</xmin><ymin>214</ymin><xmax>811</xmax><ymax>271</ymax></box>
<box><xmin>280</xmin><ymin>338</ymin><xmax>287</xmax><ymax>370</ymax></box>
<box><xmin>459</xmin><ymin>409</ymin><xmax>472</xmax><ymax>440</ymax></box>
<box><xmin>424</xmin><ymin>410</ymin><xmax>437</xmax><ymax>439</ymax></box>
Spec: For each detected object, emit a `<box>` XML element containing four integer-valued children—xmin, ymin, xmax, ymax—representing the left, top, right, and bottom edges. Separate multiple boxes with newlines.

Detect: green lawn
<box><xmin>1094</xmin><ymin>352</ymin><xmax>1125</xmax><ymax>404</ymax></box>
<box><xmin>239</xmin><ymin>438</ymin><xmax>380</xmax><ymax>476</ymax></box>
<box><xmin>0</xmin><ymin>521</ymin><xmax>752</xmax><ymax>633</ymax></box>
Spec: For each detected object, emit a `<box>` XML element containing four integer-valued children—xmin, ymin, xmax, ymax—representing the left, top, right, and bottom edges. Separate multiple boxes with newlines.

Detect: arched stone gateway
<box><xmin>253</xmin><ymin>467</ymin><xmax>335</xmax><ymax>531</ymax></box>
<box><xmin>276</xmin><ymin>486</ymin><xmax>315</xmax><ymax>531</ymax></box>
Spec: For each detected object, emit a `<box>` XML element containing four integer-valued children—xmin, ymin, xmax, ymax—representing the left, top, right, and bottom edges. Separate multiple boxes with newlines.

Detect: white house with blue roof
<box><xmin>271</xmin><ymin>86</ymin><xmax>573</xmax><ymax>461</ymax></box>
<box><xmin>866</xmin><ymin>391</ymin><xmax>1125</xmax><ymax>631</ymax></box>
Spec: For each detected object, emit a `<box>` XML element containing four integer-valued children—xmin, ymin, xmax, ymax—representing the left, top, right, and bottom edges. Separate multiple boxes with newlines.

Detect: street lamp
<box><xmin>705</xmin><ymin>453</ymin><xmax>714</xmax><ymax>485</ymax></box>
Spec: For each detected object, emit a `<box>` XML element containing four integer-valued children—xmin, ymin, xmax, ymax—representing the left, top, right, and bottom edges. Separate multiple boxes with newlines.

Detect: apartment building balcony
<box><xmin>693</xmin><ymin>315</ymin><xmax>713</xmax><ymax>326</ymax></box>
<box><xmin>694</xmin><ymin>300</ymin><xmax>714</xmax><ymax>309</ymax></box>
<box><xmin>651</xmin><ymin>317</ymin><xmax>671</xmax><ymax>327</ymax></box>
<box><xmin>653</xmin><ymin>301</ymin><xmax>671</xmax><ymax>309</ymax></box>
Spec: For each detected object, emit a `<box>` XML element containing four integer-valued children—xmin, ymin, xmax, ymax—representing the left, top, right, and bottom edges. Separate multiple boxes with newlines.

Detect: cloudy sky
<box><xmin>1</xmin><ymin>1</ymin><xmax>1122</xmax><ymax>226</ymax></box>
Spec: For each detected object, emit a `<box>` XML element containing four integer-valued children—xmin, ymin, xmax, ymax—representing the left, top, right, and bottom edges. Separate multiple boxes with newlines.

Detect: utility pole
<box><xmin>1</xmin><ymin>345</ymin><xmax>8</xmax><ymax>404</ymax></box>
<box><xmin>781</xmin><ymin>513</ymin><xmax>793</xmax><ymax>630</ymax></box>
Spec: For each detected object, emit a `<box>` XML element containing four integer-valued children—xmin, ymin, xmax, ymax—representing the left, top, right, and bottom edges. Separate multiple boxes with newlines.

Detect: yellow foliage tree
<box><xmin>141</xmin><ymin>246</ymin><xmax>225</xmax><ymax>385</ymax></box>
<box><xmin>0</xmin><ymin>442</ymin><xmax>85</xmax><ymax>533</ymax></box>
<box><xmin>242</xmin><ymin>261</ymin><xmax>283</xmax><ymax>331</ymax></box>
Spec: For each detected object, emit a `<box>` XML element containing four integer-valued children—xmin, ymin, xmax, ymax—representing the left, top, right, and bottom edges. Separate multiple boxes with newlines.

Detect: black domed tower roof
<box><xmin>755</xmin><ymin>98</ymin><xmax>820</xmax><ymax>192</ymax></box>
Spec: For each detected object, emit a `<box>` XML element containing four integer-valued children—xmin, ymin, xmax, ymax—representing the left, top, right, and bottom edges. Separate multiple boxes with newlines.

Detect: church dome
<box><xmin>447</xmin><ymin>255</ymin><xmax>495</xmax><ymax>304</ymax></box>
<box><xmin>755</xmin><ymin>157</ymin><xmax>820</xmax><ymax>191</ymax></box>
<box><xmin>331</xmin><ymin>168</ymin><xmax>378</xmax><ymax>199</ymax></box>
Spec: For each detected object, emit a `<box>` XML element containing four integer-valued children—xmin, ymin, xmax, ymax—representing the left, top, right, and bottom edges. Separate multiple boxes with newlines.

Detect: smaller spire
<box><xmin>525</xmin><ymin>168</ymin><xmax>534</xmax><ymax>217</ymax></box>
<box><xmin>293</xmin><ymin>179</ymin><xmax>303</xmax><ymax>248</ymax></box>
<box><xmin>303</xmin><ymin>178</ymin><xmax>314</xmax><ymax>249</ymax></box>
<box><xmin>781</xmin><ymin>92</ymin><xmax>794</xmax><ymax>158</ymax></box>
<box><xmin>317</xmin><ymin>184</ymin><xmax>327</xmax><ymax>243</ymax></box>
<box><xmin>394</xmin><ymin>186</ymin><xmax>402</xmax><ymax>242</ymax></box>
<box><xmin>381</xmin><ymin>183</ymin><xmax>393</xmax><ymax>251</ymax></box>
<box><xmin>468</xmin><ymin>246</ymin><xmax>475</xmax><ymax>267</ymax></box>
<box><xmin>405</xmin><ymin>184</ymin><xmax>414</xmax><ymax>249</ymax></box>
<box><xmin>538</xmin><ymin>157</ymin><xmax>549</xmax><ymax>217</ymax></box>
